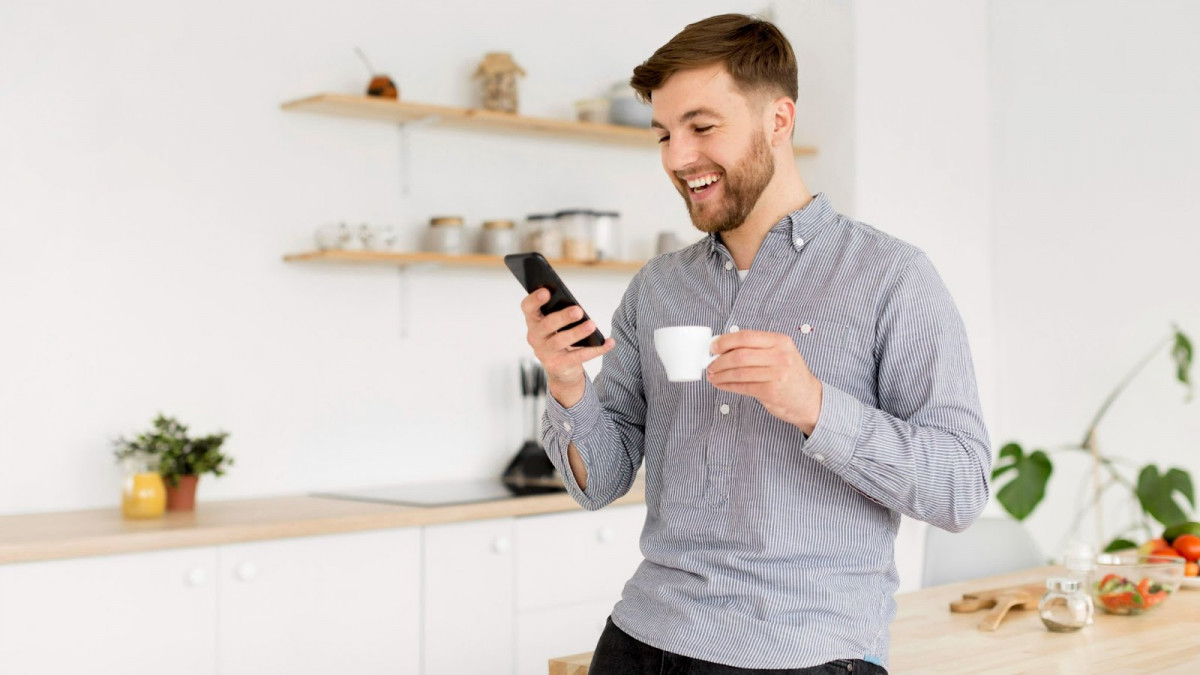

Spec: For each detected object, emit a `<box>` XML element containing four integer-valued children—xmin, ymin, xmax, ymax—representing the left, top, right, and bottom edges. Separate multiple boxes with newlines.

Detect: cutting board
<box><xmin>950</xmin><ymin>582</ymin><xmax>1045</xmax><ymax>631</ymax></box>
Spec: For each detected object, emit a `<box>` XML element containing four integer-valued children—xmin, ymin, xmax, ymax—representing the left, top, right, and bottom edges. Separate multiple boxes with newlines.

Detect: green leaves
<box><xmin>1172</xmin><ymin>326</ymin><xmax>1193</xmax><ymax>401</ymax></box>
<box><xmin>1137</xmin><ymin>465</ymin><xmax>1195</xmax><ymax>528</ymax></box>
<box><xmin>1104</xmin><ymin>538</ymin><xmax>1138</xmax><ymax>553</ymax></box>
<box><xmin>113</xmin><ymin>413</ymin><xmax>232</xmax><ymax>485</ymax></box>
<box><xmin>992</xmin><ymin>442</ymin><xmax>1053</xmax><ymax>521</ymax></box>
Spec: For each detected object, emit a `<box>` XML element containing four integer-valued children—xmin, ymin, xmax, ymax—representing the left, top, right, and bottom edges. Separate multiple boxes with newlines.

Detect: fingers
<box><xmin>710</xmin><ymin>329</ymin><xmax>786</xmax><ymax>353</ymax></box>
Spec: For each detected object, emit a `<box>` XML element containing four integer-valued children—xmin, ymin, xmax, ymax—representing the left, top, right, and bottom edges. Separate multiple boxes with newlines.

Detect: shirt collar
<box><xmin>705</xmin><ymin>192</ymin><xmax>837</xmax><ymax>258</ymax></box>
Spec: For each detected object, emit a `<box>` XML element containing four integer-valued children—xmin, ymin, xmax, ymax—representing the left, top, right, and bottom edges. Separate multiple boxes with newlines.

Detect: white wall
<box><xmin>0</xmin><ymin>0</ymin><xmax>855</xmax><ymax>514</ymax></box>
<box><xmin>989</xmin><ymin>0</ymin><xmax>1200</xmax><ymax>555</ymax></box>
<box><xmin>853</xmin><ymin>0</ymin><xmax>994</xmax><ymax>590</ymax></box>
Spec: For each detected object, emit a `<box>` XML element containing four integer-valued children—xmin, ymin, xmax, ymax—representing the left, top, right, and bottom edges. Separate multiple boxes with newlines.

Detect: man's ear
<box><xmin>768</xmin><ymin>96</ymin><xmax>796</xmax><ymax>147</ymax></box>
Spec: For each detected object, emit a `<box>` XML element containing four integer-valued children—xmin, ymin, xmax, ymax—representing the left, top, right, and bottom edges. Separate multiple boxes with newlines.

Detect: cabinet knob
<box><xmin>186</xmin><ymin>567</ymin><xmax>208</xmax><ymax>588</ymax></box>
<box><xmin>491</xmin><ymin>536</ymin><xmax>512</xmax><ymax>554</ymax></box>
<box><xmin>596</xmin><ymin>526</ymin><xmax>615</xmax><ymax>544</ymax></box>
<box><xmin>236</xmin><ymin>561</ymin><xmax>259</xmax><ymax>582</ymax></box>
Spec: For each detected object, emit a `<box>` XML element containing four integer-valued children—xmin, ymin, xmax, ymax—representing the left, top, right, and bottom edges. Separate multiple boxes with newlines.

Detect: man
<box><xmin>518</xmin><ymin>13</ymin><xmax>990</xmax><ymax>675</ymax></box>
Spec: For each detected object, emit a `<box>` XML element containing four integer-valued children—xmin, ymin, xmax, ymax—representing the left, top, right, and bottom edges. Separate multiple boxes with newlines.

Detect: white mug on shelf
<box><xmin>653</xmin><ymin>326</ymin><xmax>719</xmax><ymax>382</ymax></box>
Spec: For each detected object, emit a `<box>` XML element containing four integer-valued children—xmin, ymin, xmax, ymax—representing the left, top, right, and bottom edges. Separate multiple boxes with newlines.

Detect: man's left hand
<box><xmin>708</xmin><ymin>330</ymin><xmax>823</xmax><ymax>435</ymax></box>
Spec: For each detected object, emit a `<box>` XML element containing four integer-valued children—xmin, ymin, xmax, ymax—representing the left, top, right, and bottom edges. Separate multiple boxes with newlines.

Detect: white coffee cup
<box><xmin>653</xmin><ymin>326</ymin><xmax>719</xmax><ymax>382</ymax></box>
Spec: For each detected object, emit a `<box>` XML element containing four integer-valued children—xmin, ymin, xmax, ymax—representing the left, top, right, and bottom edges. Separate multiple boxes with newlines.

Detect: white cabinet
<box><xmin>515</xmin><ymin>504</ymin><xmax>645</xmax><ymax>611</ymax></box>
<box><xmin>515</xmin><ymin>600</ymin><xmax>612</xmax><ymax>675</ymax></box>
<box><xmin>217</xmin><ymin>528</ymin><xmax>421</xmax><ymax>675</ymax></box>
<box><xmin>513</xmin><ymin>504</ymin><xmax>645</xmax><ymax>675</ymax></box>
<box><xmin>0</xmin><ymin>547</ymin><xmax>218</xmax><ymax>674</ymax></box>
<box><xmin>422</xmin><ymin>517</ymin><xmax>515</xmax><ymax>675</ymax></box>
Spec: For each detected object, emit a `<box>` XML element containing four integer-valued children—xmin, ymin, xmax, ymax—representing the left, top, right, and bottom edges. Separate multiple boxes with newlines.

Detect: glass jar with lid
<box><xmin>1039</xmin><ymin>577</ymin><xmax>1091</xmax><ymax>632</ymax></box>
<box><xmin>557</xmin><ymin>209</ymin><xmax>596</xmax><ymax>262</ymax></box>
<box><xmin>591</xmin><ymin>210</ymin><xmax>621</xmax><ymax>261</ymax></box>
<box><xmin>480</xmin><ymin>219</ymin><xmax>517</xmax><ymax>256</ymax></box>
<box><xmin>425</xmin><ymin>216</ymin><xmax>467</xmax><ymax>255</ymax></box>
<box><xmin>121</xmin><ymin>451</ymin><xmax>166</xmax><ymax>519</ymax></box>
<box><xmin>522</xmin><ymin>214</ymin><xmax>562</xmax><ymax>259</ymax></box>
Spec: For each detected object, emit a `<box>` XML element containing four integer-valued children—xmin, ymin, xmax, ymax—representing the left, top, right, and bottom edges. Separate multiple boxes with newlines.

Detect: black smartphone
<box><xmin>504</xmin><ymin>252</ymin><xmax>605</xmax><ymax>348</ymax></box>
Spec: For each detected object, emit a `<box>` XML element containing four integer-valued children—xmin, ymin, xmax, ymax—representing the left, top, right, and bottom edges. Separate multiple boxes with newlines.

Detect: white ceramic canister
<box><xmin>480</xmin><ymin>219</ymin><xmax>518</xmax><ymax>256</ymax></box>
<box><xmin>425</xmin><ymin>216</ymin><xmax>466</xmax><ymax>255</ymax></box>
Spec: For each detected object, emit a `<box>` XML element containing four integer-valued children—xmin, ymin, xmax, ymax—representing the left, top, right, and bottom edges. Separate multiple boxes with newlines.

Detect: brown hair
<box><xmin>630</xmin><ymin>14</ymin><xmax>798</xmax><ymax>104</ymax></box>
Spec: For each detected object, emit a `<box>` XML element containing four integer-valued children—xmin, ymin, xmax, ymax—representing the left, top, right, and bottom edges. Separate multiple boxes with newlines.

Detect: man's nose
<box><xmin>662</xmin><ymin>134</ymin><xmax>700</xmax><ymax>174</ymax></box>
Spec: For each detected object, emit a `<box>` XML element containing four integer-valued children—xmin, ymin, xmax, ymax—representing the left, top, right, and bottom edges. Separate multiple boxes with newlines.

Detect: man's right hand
<box><xmin>520</xmin><ymin>288</ymin><xmax>615</xmax><ymax>408</ymax></box>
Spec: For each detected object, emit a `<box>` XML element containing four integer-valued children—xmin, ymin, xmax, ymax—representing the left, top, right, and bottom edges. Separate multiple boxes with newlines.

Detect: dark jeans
<box><xmin>589</xmin><ymin>617</ymin><xmax>889</xmax><ymax>675</ymax></box>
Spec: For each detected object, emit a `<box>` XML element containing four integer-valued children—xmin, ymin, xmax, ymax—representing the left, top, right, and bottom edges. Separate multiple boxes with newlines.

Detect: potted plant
<box><xmin>113</xmin><ymin>414</ymin><xmax>233</xmax><ymax>511</ymax></box>
<box><xmin>992</xmin><ymin>325</ymin><xmax>1194</xmax><ymax>552</ymax></box>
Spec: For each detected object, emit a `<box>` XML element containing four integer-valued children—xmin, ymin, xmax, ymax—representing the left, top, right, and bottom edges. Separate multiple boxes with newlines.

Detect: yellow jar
<box><xmin>121</xmin><ymin>453</ymin><xmax>166</xmax><ymax>519</ymax></box>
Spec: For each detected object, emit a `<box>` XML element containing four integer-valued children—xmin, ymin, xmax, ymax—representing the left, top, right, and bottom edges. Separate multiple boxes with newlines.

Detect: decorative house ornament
<box><xmin>475</xmin><ymin>52</ymin><xmax>526</xmax><ymax>113</ymax></box>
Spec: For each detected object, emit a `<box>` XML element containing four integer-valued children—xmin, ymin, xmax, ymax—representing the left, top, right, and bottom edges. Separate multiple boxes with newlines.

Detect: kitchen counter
<box><xmin>549</xmin><ymin>565</ymin><xmax>1200</xmax><ymax>674</ymax></box>
<box><xmin>0</xmin><ymin>483</ymin><xmax>645</xmax><ymax>565</ymax></box>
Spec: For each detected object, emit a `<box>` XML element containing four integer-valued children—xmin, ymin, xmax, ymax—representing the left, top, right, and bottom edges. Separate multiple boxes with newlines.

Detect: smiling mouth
<box><xmin>684</xmin><ymin>172</ymin><xmax>722</xmax><ymax>197</ymax></box>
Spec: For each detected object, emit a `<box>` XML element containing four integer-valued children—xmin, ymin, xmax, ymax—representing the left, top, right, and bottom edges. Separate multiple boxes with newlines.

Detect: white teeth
<box><xmin>686</xmin><ymin>174</ymin><xmax>720</xmax><ymax>189</ymax></box>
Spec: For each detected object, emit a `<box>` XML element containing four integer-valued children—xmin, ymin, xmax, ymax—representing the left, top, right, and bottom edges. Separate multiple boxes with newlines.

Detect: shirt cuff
<box><xmin>801</xmin><ymin>381</ymin><xmax>863</xmax><ymax>471</ymax></box>
<box><xmin>543</xmin><ymin>376</ymin><xmax>603</xmax><ymax>443</ymax></box>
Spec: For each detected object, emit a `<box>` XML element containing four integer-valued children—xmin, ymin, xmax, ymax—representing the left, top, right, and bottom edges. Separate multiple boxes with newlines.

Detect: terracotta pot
<box><xmin>165</xmin><ymin>475</ymin><xmax>199</xmax><ymax>511</ymax></box>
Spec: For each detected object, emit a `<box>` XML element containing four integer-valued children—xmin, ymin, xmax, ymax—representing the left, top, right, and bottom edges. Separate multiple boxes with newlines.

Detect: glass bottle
<box><xmin>1039</xmin><ymin>577</ymin><xmax>1090</xmax><ymax>632</ymax></box>
<box><xmin>591</xmin><ymin>210</ymin><xmax>621</xmax><ymax>261</ymax></box>
<box><xmin>121</xmin><ymin>452</ymin><xmax>166</xmax><ymax>519</ymax></box>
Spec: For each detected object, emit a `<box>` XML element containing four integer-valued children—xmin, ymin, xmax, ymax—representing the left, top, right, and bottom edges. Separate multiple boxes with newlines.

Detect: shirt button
<box><xmin>729</xmin><ymin>325</ymin><xmax>739</xmax><ymax>333</ymax></box>
<box><xmin>795</xmin><ymin>237</ymin><xmax>805</xmax><ymax>248</ymax></box>
<box><xmin>719</xmin><ymin>404</ymin><xmax>730</xmax><ymax>415</ymax></box>
<box><xmin>563</xmin><ymin>422</ymin><xmax>572</xmax><ymax>433</ymax></box>
<box><xmin>813</xmin><ymin>453</ymin><xmax>825</xmax><ymax>462</ymax></box>
<box><xmin>724</xmin><ymin>260</ymin><xmax>733</xmax><ymax>271</ymax></box>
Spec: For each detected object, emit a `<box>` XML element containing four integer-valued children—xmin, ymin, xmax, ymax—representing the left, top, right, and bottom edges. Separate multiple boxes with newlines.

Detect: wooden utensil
<box><xmin>949</xmin><ymin>583</ymin><xmax>1044</xmax><ymax>631</ymax></box>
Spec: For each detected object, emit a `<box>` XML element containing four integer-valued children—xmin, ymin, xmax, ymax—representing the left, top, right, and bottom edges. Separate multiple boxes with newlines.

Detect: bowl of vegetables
<box><xmin>1093</xmin><ymin>552</ymin><xmax>1185</xmax><ymax>615</ymax></box>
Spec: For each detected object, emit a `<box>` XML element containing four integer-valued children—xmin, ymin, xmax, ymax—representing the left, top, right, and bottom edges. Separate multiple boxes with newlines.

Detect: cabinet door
<box><xmin>0</xmin><ymin>547</ymin><xmax>218</xmax><ymax>674</ymax></box>
<box><xmin>515</xmin><ymin>504</ymin><xmax>646</xmax><ymax>611</ymax></box>
<box><xmin>217</xmin><ymin>528</ymin><xmax>420</xmax><ymax>675</ymax></box>
<box><xmin>515</xmin><ymin>600</ymin><xmax>612</xmax><ymax>675</ymax></box>
<box><xmin>423</xmin><ymin>517</ymin><xmax>515</xmax><ymax>675</ymax></box>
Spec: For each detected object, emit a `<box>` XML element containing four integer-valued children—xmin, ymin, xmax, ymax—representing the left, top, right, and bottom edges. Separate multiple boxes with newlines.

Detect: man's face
<box><xmin>650</xmin><ymin>64</ymin><xmax>776</xmax><ymax>234</ymax></box>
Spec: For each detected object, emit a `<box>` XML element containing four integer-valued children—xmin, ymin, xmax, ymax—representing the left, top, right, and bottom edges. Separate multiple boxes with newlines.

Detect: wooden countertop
<box><xmin>549</xmin><ymin>565</ymin><xmax>1200</xmax><ymax>674</ymax></box>
<box><xmin>0</xmin><ymin>483</ymin><xmax>645</xmax><ymax>565</ymax></box>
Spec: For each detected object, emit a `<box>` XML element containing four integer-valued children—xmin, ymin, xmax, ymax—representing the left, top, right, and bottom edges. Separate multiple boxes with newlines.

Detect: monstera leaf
<box><xmin>1137</xmin><ymin>465</ymin><xmax>1195</xmax><ymax>528</ymax></box>
<box><xmin>1173</xmin><ymin>327</ymin><xmax>1194</xmax><ymax>401</ymax></box>
<box><xmin>992</xmin><ymin>442</ymin><xmax>1053</xmax><ymax>521</ymax></box>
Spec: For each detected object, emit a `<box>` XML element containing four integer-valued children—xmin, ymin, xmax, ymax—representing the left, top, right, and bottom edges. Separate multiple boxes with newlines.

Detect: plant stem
<box><xmin>1080</xmin><ymin>333</ymin><xmax>1174</xmax><ymax>447</ymax></box>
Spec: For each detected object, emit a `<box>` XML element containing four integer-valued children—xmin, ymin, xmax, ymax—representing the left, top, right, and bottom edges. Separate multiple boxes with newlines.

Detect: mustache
<box><xmin>674</xmin><ymin>167</ymin><xmax>723</xmax><ymax>181</ymax></box>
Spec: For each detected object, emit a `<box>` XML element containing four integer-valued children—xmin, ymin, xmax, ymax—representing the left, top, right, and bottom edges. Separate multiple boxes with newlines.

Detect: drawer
<box><xmin>514</xmin><ymin>504</ymin><xmax>645</xmax><ymax>611</ymax></box>
<box><xmin>515</xmin><ymin>600</ymin><xmax>614</xmax><ymax>675</ymax></box>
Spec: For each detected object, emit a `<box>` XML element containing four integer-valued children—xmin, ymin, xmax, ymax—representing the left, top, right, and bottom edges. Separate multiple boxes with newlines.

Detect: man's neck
<box><xmin>721</xmin><ymin>172</ymin><xmax>812</xmax><ymax>270</ymax></box>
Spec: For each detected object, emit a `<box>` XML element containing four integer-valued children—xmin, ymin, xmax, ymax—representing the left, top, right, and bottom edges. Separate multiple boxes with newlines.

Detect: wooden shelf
<box><xmin>281</xmin><ymin>94</ymin><xmax>818</xmax><ymax>156</ymax></box>
<box><xmin>283</xmin><ymin>249</ymin><xmax>645</xmax><ymax>272</ymax></box>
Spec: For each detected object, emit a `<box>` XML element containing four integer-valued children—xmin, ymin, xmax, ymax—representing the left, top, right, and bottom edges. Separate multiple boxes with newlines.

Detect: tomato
<box><xmin>1185</xmin><ymin>561</ymin><xmax>1199</xmax><ymax>577</ymax></box>
<box><xmin>1172</xmin><ymin>534</ymin><xmax>1200</xmax><ymax>562</ymax></box>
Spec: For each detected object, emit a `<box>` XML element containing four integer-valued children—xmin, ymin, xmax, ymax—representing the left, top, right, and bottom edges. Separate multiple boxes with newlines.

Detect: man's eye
<box><xmin>695</xmin><ymin>126</ymin><xmax>714</xmax><ymax>133</ymax></box>
<box><xmin>657</xmin><ymin>136</ymin><xmax>670</xmax><ymax>144</ymax></box>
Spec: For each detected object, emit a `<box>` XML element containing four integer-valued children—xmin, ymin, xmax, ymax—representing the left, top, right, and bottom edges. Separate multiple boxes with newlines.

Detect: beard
<box><xmin>674</xmin><ymin>132</ymin><xmax>775</xmax><ymax>235</ymax></box>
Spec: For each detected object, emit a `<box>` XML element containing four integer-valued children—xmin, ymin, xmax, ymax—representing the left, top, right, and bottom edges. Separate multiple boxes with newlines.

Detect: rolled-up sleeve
<box><xmin>541</xmin><ymin>270</ymin><xmax>648</xmax><ymax>509</ymax></box>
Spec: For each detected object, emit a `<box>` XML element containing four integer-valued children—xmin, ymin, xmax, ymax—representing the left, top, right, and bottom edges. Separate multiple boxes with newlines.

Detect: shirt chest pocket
<box><xmin>769</xmin><ymin>315</ymin><xmax>864</xmax><ymax>384</ymax></box>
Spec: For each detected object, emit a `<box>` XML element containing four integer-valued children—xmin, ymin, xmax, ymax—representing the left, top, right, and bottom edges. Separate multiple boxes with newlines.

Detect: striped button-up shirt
<box><xmin>542</xmin><ymin>193</ymin><xmax>991</xmax><ymax>670</ymax></box>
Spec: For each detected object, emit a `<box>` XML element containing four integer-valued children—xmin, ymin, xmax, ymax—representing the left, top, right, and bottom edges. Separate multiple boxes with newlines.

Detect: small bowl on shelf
<box><xmin>1092</xmin><ymin>552</ymin><xmax>1185</xmax><ymax>615</ymax></box>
